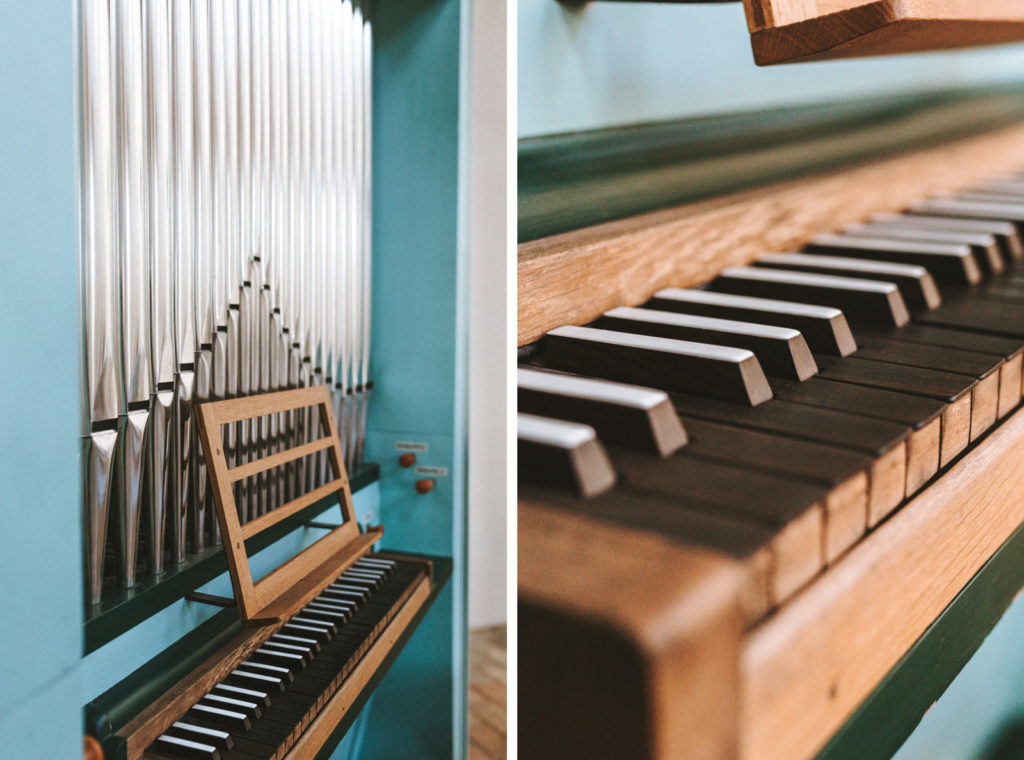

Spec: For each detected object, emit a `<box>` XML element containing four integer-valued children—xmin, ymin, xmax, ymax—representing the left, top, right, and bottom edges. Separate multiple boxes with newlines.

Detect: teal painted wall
<box><xmin>893</xmin><ymin>591</ymin><xmax>1024</xmax><ymax>760</ymax></box>
<box><xmin>357</xmin><ymin>0</ymin><xmax>469</xmax><ymax>756</ymax></box>
<box><xmin>0</xmin><ymin>1</ymin><xmax>82</xmax><ymax>758</ymax></box>
<box><xmin>518</xmin><ymin>0</ymin><xmax>1024</xmax><ymax>138</ymax></box>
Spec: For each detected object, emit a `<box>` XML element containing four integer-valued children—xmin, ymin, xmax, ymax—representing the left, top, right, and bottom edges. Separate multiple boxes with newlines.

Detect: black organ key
<box><xmin>870</xmin><ymin>212</ymin><xmax>1024</xmax><ymax>263</ymax></box>
<box><xmin>153</xmin><ymin>733</ymin><xmax>221</xmax><ymax>760</ymax></box>
<box><xmin>804</xmin><ymin>233</ymin><xmax>984</xmax><ymax>284</ymax></box>
<box><xmin>597</xmin><ymin>306</ymin><xmax>818</xmax><ymax>381</ymax></box>
<box><xmin>814</xmin><ymin>355</ymin><xmax>976</xmax><ymax>404</ymax></box>
<box><xmin>542</xmin><ymin>324</ymin><xmax>774</xmax><ymax>405</ymax></box>
<box><xmin>271</xmin><ymin>632</ymin><xmax>321</xmax><ymax>653</ymax></box>
<box><xmin>165</xmin><ymin>721</ymin><xmax>233</xmax><ymax>751</ymax></box>
<box><xmin>518</xmin><ymin>413</ymin><xmax>616</xmax><ymax>498</ymax></box>
<box><xmin>261</xmin><ymin>640</ymin><xmax>314</xmax><ymax>665</ymax></box>
<box><xmin>287</xmin><ymin>616</ymin><xmax>336</xmax><ymax>637</ymax></box>
<box><xmin>212</xmin><ymin>683</ymin><xmax>271</xmax><ymax>710</ymax></box>
<box><xmin>850</xmin><ymin>331</ymin><xmax>1003</xmax><ymax>380</ymax></box>
<box><xmin>646</xmin><ymin>288</ymin><xmax>857</xmax><ymax>356</ymax></box>
<box><xmin>752</xmin><ymin>252</ymin><xmax>941</xmax><ymax>313</ymax></box>
<box><xmin>841</xmin><ymin>222</ymin><xmax>1004</xmax><ymax>276</ymax></box>
<box><xmin>199</xmin><ymin>693</ymin><xmax>262</xmax><ymax>721</ymax></box>
<box><xmin>186</xmin><ymin>702</ymin><xmax>251</xmax><ymax>731</ymax></box>
<box><xmin>225</xmin><ymin>668</ymin><xmax>286</xmax><ymax>694</ymax></box>
<box><xmin>249</xmin><ymin>648</ymin><xmax>307</xmax><ymax>678</ymax></box>
<box><xmin>516</xmin><ymin>367</ymin><xmax>688</xmax><ymax>456</ymax></box>
<box><xmin>919</xmin><ymin>297</ymin><xmax>1024</xmax><ymax>339</ymax></box>
<box><xmin>239</xmin><ymin>660</ymin><xmax>295</xmax><ymax>683</ymax></box>
<box><xmin>280</xmin><ymin>621</ymin><xmax>331</xmax><ymax>644</ymax></box>
<box><xmin>709</xmin><ymin>267</ymin><xmax>910</xmax><ymax>327</ymax></box>
<box><xmin>909</xmin><ymin>198</ymin><xmax>1024</xmax><ymax>238</ymax></box>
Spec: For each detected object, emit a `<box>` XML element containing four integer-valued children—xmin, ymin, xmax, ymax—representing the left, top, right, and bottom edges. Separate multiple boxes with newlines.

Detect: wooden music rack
<box><xmin>195</xmin><ymin>385</ymin><xmax>393</xmax><ymax>625</ymax></box>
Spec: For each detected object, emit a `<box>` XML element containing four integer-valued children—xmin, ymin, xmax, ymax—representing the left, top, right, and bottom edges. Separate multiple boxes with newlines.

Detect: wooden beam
<box><xmin>741</xmin><ymin>404</ymin><xmax>1024</xmax><ymax>760</ymax></box>
<box><xmin>743</xmin><ymin>0</ymin><xmax>1024</xmax><ymax>65</ymax></box>
<box><xmin>518</xmin><ymin>123</ymin><xmax>1024</xmax><ymax>346</ymax></box>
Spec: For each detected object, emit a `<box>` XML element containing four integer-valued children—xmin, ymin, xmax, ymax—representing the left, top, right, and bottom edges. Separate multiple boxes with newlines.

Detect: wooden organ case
<box><xmin>519</xmin><ymin>2</ymin><xmax>1024</xmax><ymax>759</ymax></box>
<box><xmin>0</xmin><ymin>1</ymin><xmax>469</xmax><ymax>759</ymax></box>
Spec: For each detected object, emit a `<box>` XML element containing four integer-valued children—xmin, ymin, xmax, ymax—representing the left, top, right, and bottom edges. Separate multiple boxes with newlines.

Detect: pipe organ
<box><xmin>1</xmin><ymin>0</ymin><xmax>467</xmax><ymax>756</ymax></box>
<box><xmin>81</xmin><ymin>0</ymin><xmax>375</xmax><ymax>606</ymax></box>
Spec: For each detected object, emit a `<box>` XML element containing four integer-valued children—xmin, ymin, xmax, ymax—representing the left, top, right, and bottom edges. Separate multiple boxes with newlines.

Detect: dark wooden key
<box><xmin>768</xmin><ymin>376</ymin><xmax>943</xmax><ymax>499</ymax></box>
<box><xmin>677</xmin><ymin>415</ymin><xmax>870</xmax><ymax>560</ymax></box>
<box><xmin>542</xmin><ymin>324</ymin><xmax>773</xmax><ymax>405</ymax></box>
<box><xmin>516</xmin><ymin>368</ymin><xmax>688</xmax><ymax>456</ymax></box>
<box><xmin>871</xmin><ymin>211</ymin><xmax>1024</xmax><ymax>263</ymax></box>
<box><xmin>607</xmin><ymin>449</ymin><xmax>829</xmax><ymax>600</ymax></box>
<box><xmin>520</xmin><ymin>486</ymin><xmax>780</xmax><ymax>618</ymax></box>
<box><xmin>919</xmin><ymin>296</ymin><xmax>1024</xmax><ymax>339</ymax></box>
<box><xmin>842</xmin><ymin>222</ymin><xmax>1004</xmax><ymax>276</ymax></box>
<box><xmin>753</xmin><ymin>252</ymin><xmax>941</xmax><ymax>313</ymax></box>
<box><xmin>814</xmin><ymin>355</ymin><xmax>981</xmax><ymax>460</ymax></box>
<box><xmin>597</xmin><ymin>306</ymin><xmax>818</xmax><ymax>381</ymax></box>
<box><xmin>851</xmin><ymin>324</ymin><xmax>1011</xmax><ymax>420</ymax></box>
<box><xmin>518</xmin><ymin>413</ymin><xmax>616</xmax><ymax>498</ymax></box>
<box><xmin>670</xmin><ymin>393</ymin><xmax>910</xmax><ymax>523</ymax></box>
<box><xmin>647</xmin><ymin>288</ymin><xmax>857</xmax><ymax>356</ymax></box>
<box><xmin>804</xmin><ymin>233</ymin><xmax>983</xmax><ymax>284</ymax></box>
<box><xmin>909</xmin><ymin>198</ymin><xmax>1024</xmax><ymax>239</ymax></box>
<box><xmin>709</xmin><ymin>267</ymin><xmax>910</xmax><ymax>327</ymax></box>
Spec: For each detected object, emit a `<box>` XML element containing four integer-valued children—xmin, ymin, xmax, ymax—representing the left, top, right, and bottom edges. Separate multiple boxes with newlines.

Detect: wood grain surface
<box><xmin>518</xmin><ymin>124</ymin><xmax>1024</xmax><ymax>347</ymax></box>
<box><xmin>519</xmin><ymin>500</ymin><xmax>745</xmax><ymax>760</ymax></box>
<box><xmin>743</xmin><ymin>0</ymin><xmax>1024</xmax><ymax>65</ymax></box>
<box><xmin>741</xmin><ymin>404</ymin><xmax>1024</xmax><ymax>760</ymax></box>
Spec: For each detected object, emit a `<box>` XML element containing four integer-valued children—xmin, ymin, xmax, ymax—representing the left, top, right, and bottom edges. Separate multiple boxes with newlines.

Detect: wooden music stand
<box><xmin>195</xmin><ymin>385</ymin><xmax>383</xmax><ymax>626</ymax></box>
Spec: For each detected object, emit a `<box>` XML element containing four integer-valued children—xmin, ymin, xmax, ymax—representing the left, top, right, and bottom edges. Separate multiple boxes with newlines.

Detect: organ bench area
<box><xmin>518</xmin><ymin>125</ymin><xmax>1024</xmax><ymax>760</ymax></box>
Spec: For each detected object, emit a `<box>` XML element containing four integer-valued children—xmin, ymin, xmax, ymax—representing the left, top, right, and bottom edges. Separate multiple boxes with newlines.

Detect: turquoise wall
<box><xmin>0</xmin><ymin>1</ymin><xmax>82</xmax><ymax>758</ymax></box>
<box><xmin>893</xmin><ymin>591</ymin><xmax>1024</xmax><ymax>760</ymax></box>
<box><xmin>519</xmin><ymin>0</ymin><xmax>1024</xmax><ymax>138</ymax></box>
<box><xmin>358</xmin><ymin>0</ymin><xmax>469</xmax><ymax>756</ymax></box>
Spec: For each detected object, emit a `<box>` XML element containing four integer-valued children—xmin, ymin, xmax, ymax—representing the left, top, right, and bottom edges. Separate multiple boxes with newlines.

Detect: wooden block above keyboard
<box><xmin>518</xmin><ymin>123</ymin><xmax>1024</xmax><ymax>346</ymax></box>
<box><xmin>741</xmin><ymin>1</ymin><xmax>1024</xmax><ymax>65</ymax></box>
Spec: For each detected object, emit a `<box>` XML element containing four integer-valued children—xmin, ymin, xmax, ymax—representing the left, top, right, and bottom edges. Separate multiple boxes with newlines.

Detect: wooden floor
<box><xmin>469</xmin><ymin>625</ymin><xmax>507</xmax><ymax>760</ymax></box>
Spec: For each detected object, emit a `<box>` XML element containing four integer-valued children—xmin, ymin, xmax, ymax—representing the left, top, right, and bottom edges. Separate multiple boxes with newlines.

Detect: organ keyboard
<box><xmin>518</xmin><ymin>143</ymin><xmax>1024</xmax><ymax>759</ymax></box>
<box><xmin>86</xmin><ymin>386</ymin><xmax>450</xmax><ymax>760</ymax></box>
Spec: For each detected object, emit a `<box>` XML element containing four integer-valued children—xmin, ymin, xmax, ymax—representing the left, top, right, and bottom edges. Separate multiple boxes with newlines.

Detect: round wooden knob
<box><xmin>84</xmin><ymin>736</ymin><xmax>104</xmax><ymax>760</ymax></box>
<box><xmin>398</xmin><ymin>453</ymin><xmax>417</xmax><ymax>468</ymax></box>
<box><xmin>415</xmin><ymin>478</ymin><xmax>435</xmax><ymax>495</ymax></box>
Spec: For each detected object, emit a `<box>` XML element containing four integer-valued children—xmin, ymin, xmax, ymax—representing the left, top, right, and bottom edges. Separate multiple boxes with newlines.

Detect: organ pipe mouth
<box><xmin>79</xmin><ymin>0</ymin><xmax>374</xmax><ymax>604</ymax></box>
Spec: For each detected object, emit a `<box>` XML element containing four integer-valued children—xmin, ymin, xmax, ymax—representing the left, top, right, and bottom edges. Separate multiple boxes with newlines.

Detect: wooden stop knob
<box><xmin>84</xmin><ymin>736</ymin><xmax>104</xmax><ymax>760</ymax></box>
<box><xmin>398</xmin><ymin>453</ymin><xmax>417</xmax><ymax>468</ymax></box>
<box><xmin>415</xmin><ymin>478</ymin><xmax>435</xmax><ymax>495</ymax></box>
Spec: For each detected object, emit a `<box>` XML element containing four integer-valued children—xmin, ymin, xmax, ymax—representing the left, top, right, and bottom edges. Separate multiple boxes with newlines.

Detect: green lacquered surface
<box><xmin>519</xmin><ymin>86</ymin><xmax>1024</xmax><ymax>242</ymax></box>
<box><xmin>815</xmin><ymin>518</ymin><xmax>1024</xmax><ymax>760</ymax></box>
<box><xmin>83</xmin><ymin>463</ymin><xmax>380</xmax><ymax>654</ymax></box>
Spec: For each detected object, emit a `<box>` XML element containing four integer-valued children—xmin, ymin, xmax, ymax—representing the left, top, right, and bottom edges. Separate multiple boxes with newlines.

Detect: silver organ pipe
<box><xmin>79</xmin><ymin>0</ymin><xmax>375</xmax><ymax>605</ymax></box>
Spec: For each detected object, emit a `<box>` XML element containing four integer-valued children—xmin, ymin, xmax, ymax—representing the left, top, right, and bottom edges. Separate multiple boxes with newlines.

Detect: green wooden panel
<box><xmin>814</xmin><ymin>519</ymin><xmax>1024</xmax><ymax>760</ymax></box>
<box><xmin>519</xmin><ymin>86</ymin><xmax>1024</xmax><ymax>242</ymax></box>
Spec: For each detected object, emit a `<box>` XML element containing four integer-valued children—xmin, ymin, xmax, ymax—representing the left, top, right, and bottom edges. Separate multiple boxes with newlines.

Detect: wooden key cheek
<box><xmin>195</xmin><ymin>385</ymin><xmax>377</xmax><ymax>625</ymax></box>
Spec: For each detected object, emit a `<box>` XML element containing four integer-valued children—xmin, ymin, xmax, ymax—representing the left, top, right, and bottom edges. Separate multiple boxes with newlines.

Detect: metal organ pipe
<box><xmin>78</xmin><ymin>0</ymin><xmax>374</xmax><ymax>604</ymax></box>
